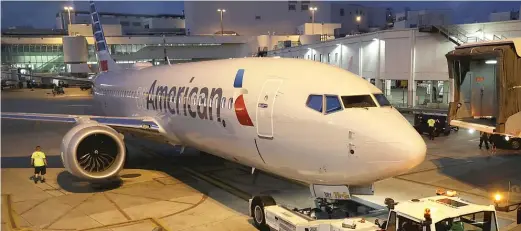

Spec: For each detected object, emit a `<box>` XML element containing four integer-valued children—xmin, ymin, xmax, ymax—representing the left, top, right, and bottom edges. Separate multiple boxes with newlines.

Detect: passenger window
<box><xmin>221</xmin><ymin>97</ymin><xmax>226</xmax><ymax>108</ymax></box>
<box><xmin>341</xmin><ymin>95</ymin><xmax>377</xmax><ymax>108</ymax></box>
<box><xmin>325</xmin><ymin>95</ymin><xmax>343</xmax><ymax>114</ymax></box>
<box><xmin>228</xmin><ymin>98</ymin><xmax>233</xmax><ymax>109</ymax></box>
<box><xmin>306</xmin><ymin>95</ymin><xmax>323</xmax><ymax>113</ymax></box>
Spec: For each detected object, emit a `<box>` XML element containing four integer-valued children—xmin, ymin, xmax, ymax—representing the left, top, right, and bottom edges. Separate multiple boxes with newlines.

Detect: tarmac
<box><xmin>1</xmin><ymin>88</ymin><xmax>521</xmax><ymax>230</ymax></box>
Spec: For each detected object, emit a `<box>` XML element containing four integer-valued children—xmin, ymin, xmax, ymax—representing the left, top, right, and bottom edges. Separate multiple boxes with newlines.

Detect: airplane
<box><xmin>1</xmin><ymin>1</ymin><xmax>427</xmax><ymax>200</ymax></box>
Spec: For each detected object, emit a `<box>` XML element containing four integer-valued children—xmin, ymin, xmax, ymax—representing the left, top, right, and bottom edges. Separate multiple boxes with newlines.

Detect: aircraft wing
<box><xmin>1</xmin><ymin>112</ymin><xmax>170</xmax><ymax>142</ymax></box>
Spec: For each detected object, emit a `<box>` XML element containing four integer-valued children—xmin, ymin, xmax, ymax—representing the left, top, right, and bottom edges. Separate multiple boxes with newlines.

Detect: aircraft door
<box><xmin>470</xmin><ymin>61</ymin><xmax>497</xmax><ymax>117</ymax></box>
<box><xmin>460</xmin><ymin>71</ymin><xmax>473</xmax><ymax>111</ymax></box>
<box><xmin>256</xmin><ymin>79</ymin><xmax>283</xmax><ymax>139</ymax></box>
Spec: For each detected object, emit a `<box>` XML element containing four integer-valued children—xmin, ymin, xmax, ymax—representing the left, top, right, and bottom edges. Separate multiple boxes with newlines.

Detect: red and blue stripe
<box><xmin>233</xmin><ymin>69</ymin><xmax>254</xmax><ymax>127</ymax></box>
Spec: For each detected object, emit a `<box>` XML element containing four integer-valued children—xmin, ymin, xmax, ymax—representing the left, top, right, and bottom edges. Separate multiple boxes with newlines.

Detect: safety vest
<box><xmin>427</xmin><ymin>119</ymin><xmax>436</xmax><ymax>127</ymax></box>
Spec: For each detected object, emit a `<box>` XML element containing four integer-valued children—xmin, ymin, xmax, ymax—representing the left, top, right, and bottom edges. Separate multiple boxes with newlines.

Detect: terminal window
<box><xmin>288</xmin><ymin>4</ymin><xmax>296</xmax><ymax>11</ymax></box>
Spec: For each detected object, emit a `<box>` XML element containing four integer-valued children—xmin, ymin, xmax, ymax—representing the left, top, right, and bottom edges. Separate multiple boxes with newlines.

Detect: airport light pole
<box><xmin>217</xmin><ymin>9</ymin><xmax>226</xmax><ymax>36</ymax></box>
<box><xmin>64</xmin><ymin>6</ymin><xmax>73</xmax><ymax>27</ymax></box>
<box><xmin>309</xmin><ymin>7</ymin><xmax>317</xmax><ymax>35</ymax></box>
<box><xmin>356</xmin><ymin>15</ymin><xmax>361</xmax><ymax>32</ymax></box>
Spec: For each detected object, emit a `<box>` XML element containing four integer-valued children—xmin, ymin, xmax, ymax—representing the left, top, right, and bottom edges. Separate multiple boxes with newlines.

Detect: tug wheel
<box><xmin>251</xmin><ymin>195</ymin><xmax>276</xmax><ymax>231</ymax></box>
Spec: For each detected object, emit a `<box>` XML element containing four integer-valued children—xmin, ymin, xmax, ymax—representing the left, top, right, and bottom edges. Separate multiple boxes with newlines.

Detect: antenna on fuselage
<box><xmin>163</xmin><ymin>34</ymin><xmax>171</xmax><ymax>66</ymax></box>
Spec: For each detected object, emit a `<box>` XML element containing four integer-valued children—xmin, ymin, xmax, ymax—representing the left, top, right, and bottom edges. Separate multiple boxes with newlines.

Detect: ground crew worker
<box><xmin>479</xmin><ymin>131</ymin><xmax>489</xmax><ymax>150</ymax></box>
<box><xmin>427</xmin><ymin>118</ymin><xmax>436</xmax><ymax>140</ymax></box>
<box><xmin>31</xmin><ymin>146</ymin><xmax>47</xmax><ymax>184</ymax></box>
<box><xmin>489</xmin><ymin>134</ymin><xmax>498</xmax><ymax>155</ymax></box>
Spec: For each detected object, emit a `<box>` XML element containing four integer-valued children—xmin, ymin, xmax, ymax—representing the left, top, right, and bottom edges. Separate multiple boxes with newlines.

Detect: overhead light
<box><xmin>372</xmin><ymin>38</ymin><xmax>378</xmax><ymax>41</ymax></box>
<box><xmin>336</xmin><ymin>44</ymin><xmax>342</xmax><ymax>46</ymax></box>
<box><xmin>485</xmin><ymin>60</ymin><xmax>497</xmax><ymax>64</ymax></box>
<box><xmin>468</xmin><ymin>129</ymin><xmax>475</xmax><ymax>134</ymax></box>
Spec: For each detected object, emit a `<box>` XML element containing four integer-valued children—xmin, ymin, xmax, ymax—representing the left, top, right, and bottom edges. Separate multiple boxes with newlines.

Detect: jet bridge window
<box><xmin>325</xmin><ymin>95</ymin><xmax>343</xmax><ymax>114</ymax></box>
<box><xmin>341</xmin><ymin>95</ymin><xmax>377</xmax><ymax>108</ymax></box>
<box><xmin>306</xmin><ymin>94</ymin><xmax>323</xmax><ymax>113</ymax></box>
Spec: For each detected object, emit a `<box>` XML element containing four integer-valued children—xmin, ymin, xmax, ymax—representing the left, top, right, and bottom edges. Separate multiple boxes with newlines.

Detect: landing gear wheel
<box><xmin>123</xmin><ymin>145</ymin><xmax>129</xmax><ymax>167</ymax></box>
<box><xmin>510</xmin><ymin>139</ymin><xmax>521</xmax><ymax>150</ymax></box>
<box><xmin>251</xmin><ymin>195</ymin><xmax>276</xmax><ymax>231</ymax></box>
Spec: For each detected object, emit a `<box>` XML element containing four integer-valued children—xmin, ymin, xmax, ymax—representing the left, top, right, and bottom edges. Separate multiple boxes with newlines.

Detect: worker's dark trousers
<box><xmin>429</xmin><ymin>127</ymin><xmax>435</xmax><ymax>140</ymax></box>
<box><xmin>479</xmin><ymin>137</ymin><xmax>489</xmax><ymax>149</ymax></box>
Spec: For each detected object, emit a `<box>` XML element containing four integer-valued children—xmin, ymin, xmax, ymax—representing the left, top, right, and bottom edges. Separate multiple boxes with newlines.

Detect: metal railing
<box><xmin>435</xmin><ymin>24</ymin><xmax>508</xmax><ymax>45</ymax></box>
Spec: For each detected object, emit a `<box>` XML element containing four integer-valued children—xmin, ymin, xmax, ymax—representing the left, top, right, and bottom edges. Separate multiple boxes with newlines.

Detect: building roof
<box><xmin>394</xmin><ymin>196</ymin><xmax>495</xmax><ymax>224</ymax></box>
<box><xmin>57</xmin><ymin>10</ymin><xmax>184</xmax><ymax>19</ymax></box>
<box><xmin>456</xmin><ymin>38</ymin><xmax>521</xmax><ymax>57</ymax></box>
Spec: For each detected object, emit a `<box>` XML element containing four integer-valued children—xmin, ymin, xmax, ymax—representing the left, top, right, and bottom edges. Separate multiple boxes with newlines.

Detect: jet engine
<box><xmin>60</xmin><ymin>120</ymin><xmax>126</xmax><ymax>180</ymax></box>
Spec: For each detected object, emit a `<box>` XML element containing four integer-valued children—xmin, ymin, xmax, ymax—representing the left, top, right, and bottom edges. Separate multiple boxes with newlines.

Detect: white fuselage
<box><xmin>91</xmin><ymin>58</ymin><xmax>427</xmax><ymax>185</ymax></box>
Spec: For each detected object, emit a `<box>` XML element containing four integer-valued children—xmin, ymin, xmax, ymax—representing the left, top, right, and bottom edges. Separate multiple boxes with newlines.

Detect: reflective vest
<box><xmin>427</xmin><ymin>119</ymin><xmax>436</xmax><ymax>127</ymax></box>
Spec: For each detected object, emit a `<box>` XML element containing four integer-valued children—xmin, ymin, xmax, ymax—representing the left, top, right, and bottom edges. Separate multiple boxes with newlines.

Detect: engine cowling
<box><xmin>61</xmin><ymin>120</ymin><xmax>126</xmax><ymax>180</ymax></box>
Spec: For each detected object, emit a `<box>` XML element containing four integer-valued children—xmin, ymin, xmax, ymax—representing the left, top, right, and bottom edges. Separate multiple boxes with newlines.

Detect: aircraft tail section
<box><xmin>89</xmin><ymin>1</ymin><xmax>121</xmax><ymax>72</ymax></box>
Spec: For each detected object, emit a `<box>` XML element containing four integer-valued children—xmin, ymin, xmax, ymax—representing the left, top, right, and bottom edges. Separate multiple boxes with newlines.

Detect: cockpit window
<box><xmin>306</xmin><ymin>95</ymin><xmax>323</xmax><ymax>113</ymax></box>
<box><xmin>373</xmin><ymin>93</ymin><xmax>391</xmax><ymax>107</ymax></box>
<box><xmin>341</xmin><ymin>95</ymin><xmax>377</xmax><ymax>108</ymax></box>
<box><xmin>325</xmin><ymin>95</ymin><xmax>343</xmax><ymax>114</ymax></box>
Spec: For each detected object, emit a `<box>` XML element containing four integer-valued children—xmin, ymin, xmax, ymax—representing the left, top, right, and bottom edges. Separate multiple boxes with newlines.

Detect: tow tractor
<box><xmin>249</xmin><ymin>190</ymin><xmax>508</xmax><ymax>231</ymax></box>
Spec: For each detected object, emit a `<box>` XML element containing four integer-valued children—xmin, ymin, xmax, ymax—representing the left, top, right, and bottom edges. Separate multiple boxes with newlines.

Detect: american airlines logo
<box><xmin>146</xmin><ymin>80</ymin><xmax>225</xmax><ymax>122</ymax></box>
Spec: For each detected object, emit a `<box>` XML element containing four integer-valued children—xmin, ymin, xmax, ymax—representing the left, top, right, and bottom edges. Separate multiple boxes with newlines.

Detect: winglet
<box><xmin>89</xmin><ymin>1</ymin><xmax>121</xmax><ymax>72</ymax></box>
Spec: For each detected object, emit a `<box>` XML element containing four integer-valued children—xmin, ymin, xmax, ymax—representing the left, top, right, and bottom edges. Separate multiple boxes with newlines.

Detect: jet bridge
<box><xmin>446</xmin><ymin>39</ymin><xmax>521</xmax><ymax>138</ymax></box>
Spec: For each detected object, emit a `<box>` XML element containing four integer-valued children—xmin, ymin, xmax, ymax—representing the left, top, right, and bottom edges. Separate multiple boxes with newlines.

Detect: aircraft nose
<box><xmin>395</xmin><ymin>128</ymin><xmax>427</xmax><ymax>169</ymax></box>
<box><xmin>377</xmin><ymin>110</ymin><xmax>427</xmax><ymax>171</ymax></box>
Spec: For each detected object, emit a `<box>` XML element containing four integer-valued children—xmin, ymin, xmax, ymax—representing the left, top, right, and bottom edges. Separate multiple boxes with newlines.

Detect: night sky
<box><xmin>1</xmin><ymin>1</ymin><xmax>520</xmax><ymax>29</ymax></box>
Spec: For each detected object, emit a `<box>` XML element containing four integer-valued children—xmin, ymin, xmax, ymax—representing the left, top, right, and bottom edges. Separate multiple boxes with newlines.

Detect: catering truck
<box><xmin>446</xmin><ymin>39</ymin><xmax>521</xmax><ymax>150</ymax></box>
<box><xmin>249</xmin><ymin>190</ymin><xmax>506</xmax><ymax>231</ymax></box>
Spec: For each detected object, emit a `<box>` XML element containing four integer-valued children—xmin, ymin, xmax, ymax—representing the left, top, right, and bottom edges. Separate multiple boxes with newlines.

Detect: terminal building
<box><xmin>268</xmin><ymin>20</ymin><xmax>521</xmax><ymax>108</ymax></box>
<box><xmin>2</xmin><ymin>1</ymin><xmax>521</xmax><ymax>109</ymax></box>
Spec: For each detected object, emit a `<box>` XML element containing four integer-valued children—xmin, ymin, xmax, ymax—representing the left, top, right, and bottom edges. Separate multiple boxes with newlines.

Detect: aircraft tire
<box><xmin>510</xmin><ymin>139</ymin><xmax>521</xmax><ymax>150</ymax></box>
<box><xmin>251</xmin><ymin>195</ymin><xmax>276</xmax><ymax>231</ymax></box>
<box><xmin>123</xmin><ymin>145</ymin><xmax>130</xmax><ymax>167</ymax></box>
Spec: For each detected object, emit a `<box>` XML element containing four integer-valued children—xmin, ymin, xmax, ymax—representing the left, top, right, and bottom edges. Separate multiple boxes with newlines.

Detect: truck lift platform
<box><xmin>446</xmin><ymin>39</ymin><xmax>521</xmax><ymax>141</ymax></box>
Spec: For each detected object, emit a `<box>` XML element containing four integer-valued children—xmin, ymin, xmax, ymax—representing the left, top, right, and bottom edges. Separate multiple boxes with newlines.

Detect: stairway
<box><xmin>34</xmin><ymin>55</ymin><xmax>64</xmax><ymax>73</ymax></box>
<box><xmin>419</xmin><ymin>24</ymin><xmax>508</xmax><ymax>46</ymax></box>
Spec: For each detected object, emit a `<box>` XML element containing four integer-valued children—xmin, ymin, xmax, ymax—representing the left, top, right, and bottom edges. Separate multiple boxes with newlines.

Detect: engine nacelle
<box><xmin>61</xmin><ymin>120</ymin><xmax>126</xmax><ymax>180</ymax></box>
